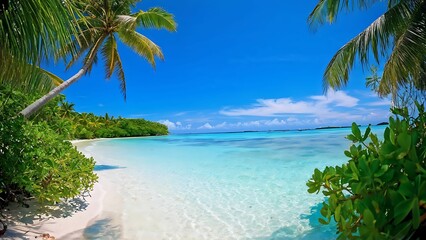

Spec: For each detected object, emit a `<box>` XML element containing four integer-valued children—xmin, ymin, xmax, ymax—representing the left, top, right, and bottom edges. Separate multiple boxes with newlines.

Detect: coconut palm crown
<box><xmin>20</xmin><ymin>0</ymin><xmax>177</xmax><ymax>117</ymax></box>
<box><xmin>309</xmin><ymin>0</ymin><xmax>426</xmax><ymax>97</ymax></box>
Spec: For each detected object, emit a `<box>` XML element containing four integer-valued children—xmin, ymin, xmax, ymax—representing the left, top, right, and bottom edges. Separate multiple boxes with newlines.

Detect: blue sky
<box><xmin>49</xmin><ymin>0</ymin><xmax>392</xmax><ymax>133</ymax></box>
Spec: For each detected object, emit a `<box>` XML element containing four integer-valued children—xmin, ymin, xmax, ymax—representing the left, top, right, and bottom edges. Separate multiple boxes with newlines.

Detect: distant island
<box><xmin>315</xmin><ymin>126</ymin><xmax>352</xmax><ymax>130</ymax></box>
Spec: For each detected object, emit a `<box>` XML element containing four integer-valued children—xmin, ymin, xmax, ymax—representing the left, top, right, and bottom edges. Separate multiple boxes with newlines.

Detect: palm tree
<box><xmin>0</xmin><ymin>0</ymin><xmax>81</xmax><ymax>93</ymax></box>
<box><xmin>309</xmin><ymin>0</ymin><xmax>426</xmax><ymax>96</ymax></box>
<box><xmin>20</xmin><ymin>0</ymin><xmax>177</xmax><ymax>117</ymax></box>
<box><xmin>59</xmin><ymin>101</ymin><xmax>76</xmax><ymax>118</ymax></box>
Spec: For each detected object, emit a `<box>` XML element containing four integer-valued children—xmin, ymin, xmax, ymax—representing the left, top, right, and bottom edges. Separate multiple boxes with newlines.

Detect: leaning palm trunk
<box><xmin>20</xmin><ymin>67</ymin><xmax>87</xmax><ymax>118</ymax></box>
<box><xmin>20</xmin><ymin>34</ymin><xmax>107</xmax><ymax>118</ymax></box>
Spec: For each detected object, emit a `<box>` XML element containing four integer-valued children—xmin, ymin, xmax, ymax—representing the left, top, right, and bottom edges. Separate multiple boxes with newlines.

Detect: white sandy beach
<box><xmin>2</xmin><ymin>140</ymin><xmax>112</xmax><ymax>239</ymax></box>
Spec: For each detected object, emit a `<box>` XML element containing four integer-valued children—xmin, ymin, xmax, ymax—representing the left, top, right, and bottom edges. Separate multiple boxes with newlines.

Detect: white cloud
<box><xmin>215</xmin><ymin>122</ymin><xmax>228</xmax><ymax>128</ymax></box>
<box><xmin>264</xmin><ymin>118</ymin><xmax>287</xmax><ymax>126</ymax></box>
<box><xmin>310</xmin><ymin>89</ymin><xmax>358</xmax><ymax>107</ymax></box>
<box><xmin>196</xmin><ymin>119</ymin><xmax>288</xmax><ymax>130</ymax></box>
<box><xmin>158</xmin><ymin>120</ymin><xmax>191</xmax><ymax>130</ymax></box>
<box><xmin>220</xmin><ymin>98</ymin><xmax>311</xmax><ymax>116</ymax></box>
<box><xmin>220</xmin><ymin>90</ymin><xmax>359</xmax><ymax>119</ymax></box>
<box><xmin>198</xmin><ymin>123</ymin><xmax>213</xmax><ymax>129</ymax></box>
<box><xmin>158</xmin><ymin>120</ymin><xmax>177</xmax><ymax>129</ymax></box>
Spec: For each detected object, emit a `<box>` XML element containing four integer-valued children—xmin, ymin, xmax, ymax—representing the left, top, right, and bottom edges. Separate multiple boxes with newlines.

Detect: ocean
<box><xmin>79</xmin><ymin>126</ymin><xmax>386</xmax><ymax>239</ymax></box>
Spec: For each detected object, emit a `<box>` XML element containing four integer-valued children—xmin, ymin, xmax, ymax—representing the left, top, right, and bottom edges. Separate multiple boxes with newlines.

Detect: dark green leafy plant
<box><xmin>0</xmin><ymin>86</ymin><xmax>97</xmax><ymax>206</ymax></box>
<box><xmin>307</xmin><ymin>104</ymin><xmax>426</xmax><ymax>239</ymax></box>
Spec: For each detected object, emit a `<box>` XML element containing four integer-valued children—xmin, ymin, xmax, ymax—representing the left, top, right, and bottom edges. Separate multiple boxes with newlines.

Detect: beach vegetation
<box><xmin>307</xmin><ymin>105</ymin><xmax>426</xmax><ymax>238</ymax></box>
<box><xmin>0</xmin><ymin>85</ymin><xmax>97</xmax><ymax>209</ymax></box>
<box><xmin>308</xmin><ymin>0</ymin><xmax>426</xmax><ymax>238</ymax></box>
<box><xmin>0</xmin><ymin>85</ymin><xmax>168</xmax><ymax>235</ymax></box>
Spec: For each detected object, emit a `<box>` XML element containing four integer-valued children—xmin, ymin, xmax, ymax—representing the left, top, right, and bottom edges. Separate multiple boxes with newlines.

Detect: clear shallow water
<box><xmin>81</xmin><ymin>126</ymin><xmax>386</xmax><ymax>240</ymax></box>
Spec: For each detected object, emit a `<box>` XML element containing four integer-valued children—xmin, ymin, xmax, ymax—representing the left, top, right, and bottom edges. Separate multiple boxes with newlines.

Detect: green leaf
<box><xmin>389</xmin><ymin>128</ymin><xmax>396</xmax><ymax>145</ymax></box>
<box><xmin>318</xmin><ymin>218</ymin><xmax>329</xmax><ymax>225</ymax></box>
<box><xmin>308</xmin><ymin>187</ymin><xmax>318</xmax><ymax>194</ymax></box>
<box><xmin>346</xmin><ymin>134</ymin><xmax>358</xmax><ymax>142</ymax></box>
<box><xmin>398</xmin><ymin>182</ymin><xmax>415</xmax><ymax>197</ymax></box>
<box><xmin>352</xmin><ymin>123</ymin><xmax>362</xmax><ymax>140</ymax></box>
<box><xmin>363</xmin><ymin>209</ymin><xmax>375</xmax><ymax>226</ymax></box>
<box><xmin>314</xmin><ymin>168</ymin><xmax>322</xmax><ymax>181</ymax></box>
<box><xmin>393</xmin><ymin>220</ymin><xmax>412</xmax><ymax>239</ymax></box>
<box><xmin>374</xmin><ymin>165</ymin><xmax>388</xmax><ymax>177</ymax></box>
<box><xmin>412</xmin><ymin>197</ymin><xmax>420</xmax><ymax>229</ymax></box>
<box><xmin>363</xmin><ymin>126</ymin><xmax>371</xmax><ymax>141</ymax></box>
<box><xmin>349</xmin><ymin>161</ymin><xmax>359</xmax><ymax>176</ymax></box>
<box><xmin>397</xmin><ymin>132</ymin><xmax>411</xmax><ymax>152</ymax></box>
<box><xmin>335</xmin><ymin>205</ymin><xmax>341</xmax><ymax>222</ymax></box>
<box><xmin>350</xmin><ymin>145</ymin><xmax>358</xmax><ymax>157</ymax></box>
<box><xmin>370</xmin><ymin>133</ymin><xmax>379</xmax><ymax>146</ymax></box>
<box><xmin>344</xmin><ymin>150</ymin><xmax>352</xmax><ymax>158</ymax></box>
<box><xmin>394</xmin><ymin>199</ymin><xmax>413</xmax><ymax>224</ymax></box>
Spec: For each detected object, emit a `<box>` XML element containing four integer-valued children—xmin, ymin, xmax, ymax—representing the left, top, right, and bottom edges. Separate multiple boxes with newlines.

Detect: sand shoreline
<box><xmin>3</xmin><ymin>139</ymin><xmax>111</xmax><ymax>239</ymax></box>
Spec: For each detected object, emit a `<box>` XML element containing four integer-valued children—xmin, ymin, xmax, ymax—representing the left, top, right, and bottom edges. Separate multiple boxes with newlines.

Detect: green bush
<box><xmin>0</xmin><ymin>86</ymin><xmax>97</xmax><ymax>206</ymax></box>
<box><xmin>307</xmin><ymin>104</ymin><xmax>426</xmax><ymax>239</ymax></box>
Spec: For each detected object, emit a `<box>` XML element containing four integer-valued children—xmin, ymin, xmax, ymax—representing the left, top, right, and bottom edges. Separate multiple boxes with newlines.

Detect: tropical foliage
<box><xmin>25</xmin><ymin>92</ymin><xmax>169</xmax><ymax>140</ymax></box>
<box><xmin>309</xmin><ymin>0</ymin><xmax>426</xmax><ymax>96</ymax></box>
<box><xmin>21</xmin><ymin>0</ymin><xmax>177</xmax><ymax>117</ymax></box>
<box><xmin>307</xmin><ymin>105</ymin><xmax>426</xmax><ymax>239</ymax></box>
<box><xmin>0</xmin><ymin>86</ymin><xmax>97</xmax><ymax>208</ymax></box>
<box><xmin>47</xmin><ymin>100</ymin><xmax>169</xmax><ymax>140</ymax></box>
<box><xmin>0</xmin><ymin>85</ymin><xmax>167</xmax><ymax>235</ymax></box>
<box><xmin>0</xmin><ymin>0</ymin><xmax>80</xmax><ymax>93</ymax></box>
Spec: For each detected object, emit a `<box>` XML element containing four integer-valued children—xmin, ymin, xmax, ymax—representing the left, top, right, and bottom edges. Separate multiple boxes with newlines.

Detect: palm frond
<box><xmin>322</xmin><ymin>0</ymin><xmax>413</xmax><ymax>91</ymax></box>
<box><xmin>0</xmin><ymin>51</ymin><xmax>58</xmax><ymax>93</ymax></box>
<box><xmin>37</xmin><ymin>68</ymin><xmax>64</xmax><ymax>86</ymax></box>
<box><xmin>114</xmin><ymin>51</ymin><xmax>126</xmax><ymax>100</ymax></box>
<box><xmin>66</xmin><ymin>29</ymin><xmax>102</xmax><ymax>70</ymax></box>
<box><xmin>83</xmin><ymin>34</ymin><xmax>108</xmax><ymax>72</ymax></box>
<box><xmin>379</xmin><ymin>1</ymin><xmax>426</xmax><ymax>95</ymax></box>
<box><xmin>308</xmin><ymin>0</ymin><xmax>381</xmax><ymax>29</ymax></box>
<box><xmin>101</xmin><ymin>35</ymin><xmax>118</xmax><ymax>79</ymax></box>
<box><xmin>0</xmin><ymin>0</ymin><xmax>81</xmax><ymax>63</ymax></box>
<box><xmin>124</xmin><ymin>7</ymin><xmax>177</xmax><ymax>31</ymax></box>
<box><xmin>118</xmin><ymin>29</ymin><xmax>164</xmax><ymax>68</ymax></box>
<box><xmin>100</xmin><ymin>34</ymin><xmax>127</xmax><ymax>99</ymax></box>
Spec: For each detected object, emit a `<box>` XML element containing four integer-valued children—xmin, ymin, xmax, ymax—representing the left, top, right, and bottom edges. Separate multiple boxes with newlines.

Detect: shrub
<box><xmin>307</xmin><ymin>104</ymin><xmax>426</xmax><ymax>239</ymax></box>
<box><xmin>0</xmin><ymin>86</ymin><xmax>97</xmax><ymax>206</ymax></box>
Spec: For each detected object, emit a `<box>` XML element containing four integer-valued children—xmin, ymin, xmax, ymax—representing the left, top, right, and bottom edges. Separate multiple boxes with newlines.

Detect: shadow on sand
<box><xmin>94</xmin><ymin>164</ymin><xmax>126</xmax><ymax>171</ymax></box>
<box><xmin>1</xmin><ymin>192</ymin><xmax>92</xmax><ymax>239</ymax></box>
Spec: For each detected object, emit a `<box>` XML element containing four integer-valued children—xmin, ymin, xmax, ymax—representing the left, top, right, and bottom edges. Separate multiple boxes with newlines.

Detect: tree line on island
<box><xmin>38</xmin><ymin>95</ymin><xmax>168</xmax><ymax>140</ymax></box>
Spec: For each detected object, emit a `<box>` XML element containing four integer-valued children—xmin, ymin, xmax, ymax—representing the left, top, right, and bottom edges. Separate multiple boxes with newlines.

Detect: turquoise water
<box><xmin>82</xmin><ymin>126</ymin><xmax>386</xmax><ymax>239</ymax></box>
